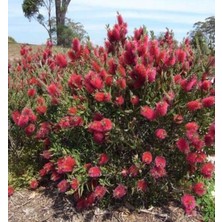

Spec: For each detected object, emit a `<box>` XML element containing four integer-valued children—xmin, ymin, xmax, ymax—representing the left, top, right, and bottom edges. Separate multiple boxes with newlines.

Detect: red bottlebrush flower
<box><xmin>176</xmin><ymin>49</ymin><xmax>186</xmax><ymax>63</ymax></box>
<box><xmin>41</xmin><ymin>150</ymin><xmax>52</xmax><ymax>159</ymax></box>
<box><xmin>117</xmin><ymin>14</ymin><xmax>124</xmax><ymax>25</ymax></box>
<box><xmin>113</xmin><ymin>184</ymin><xmax>127</xmax><ymax>199</ymax></box>
<box><xmin>142</xmin><ymin>151</ymin><xmax>153</xmax><ymax>165</ymax></box>
<box><xmin>51</xmin><ymin>171</ymin><xmax>61</xmax><ymax>181</ymax></box>
<box><xmin>201</xmin><ymin>162</ymin><xmax>214</xmax><ymax>178</ymax></box>
<box><xmin>18</xmin><ymin>115</ymin><xmax>29</xmax><ymax>128</ymax></box>
<box><xmin>191</xmin><ymin>138</ymin><xmax>205</xmax><ymax>150</ymax></box>
<box><xmin>204</xmin><ymin>134</ymin><xmax>214</xmax><ymax>146</ymax></box>
<box><xmin>8</xmin><ymin>186</ymin><xmax>14</xmax><ymax>197</ymax></box>
<box><xmin>76</xmin><ymin>198</ymin><xmax>87</xmax><ymax>211</ymax></box>
<box><xmin>94</xmin><ymin>92</ymin><xmax>110</xmax><ymax>102</ymax></box>
<box><xmin>93</xmin><ymin>132</ymin><xmax>105</xmax><ymax>144</ymax></box>
<box><xmin>155</xmin><ymin>156</ymin><xmax>166</xmax><ymax>168</ymax></box>
<box><xmin>193</xmin><ymin>182</ymin><xmax>206</xmax><ymax>196</ymax></box>
<box><xmin>202</xmin><ymin>96</ymin><xmax>215</xmax><ymax>107</ymax></box>
<box><xmin>185</xmin><ymin>122</ymin><xmax>199</xmax><ymax>132</ymax></box>
<box><xmin>155</xmin><ymin>101</ymin><xmax>169</xmax><ymax>117</ymax></box>
<box><xmin>12</xmin><ymin>111</ymin><xmax>21</xmax><ymax>125</ymax></box>
<box><xmin>29</xmin><ymin>179</ymin><xmax>39</xmax><ymax>190</ymax></box>
<box><xmin>94</xmin><ymin>185</ymin><xmax>107</xmax><ymax>200</ymax></box>
<box><xmin>176</xmin><ymin>138</ymin><xmax>190</xmax><ymax>154</ymax></box>
<box><xmin>71</xmin><ymin>178</ymin><xmax>79</xmax><ymax>190</ymax></box>
<box><xmin>208</xmin><ymin>122</ymin><xmax>215</xmax><ymax>137</ymax></box>
<box><xmin>174</xmin><ymin>74</ymin><xmax>182</xmax><ymax>84</ymax></box>
<box><xmin>68</xmin><ymin>107</ymin><xmax>77</xmax><ymax>115</ymax></box>
<box><xmin>134</xmin><ymin>64</ymin><xmax>147</xmax><ymax>80</ymax></box>
<box><xmin>130</xmin><ymin>95</ymin><xmax>139</xmax><ymax>105</ymax></box>
<box><xmin>117</xmin><ymin>78</ymin><xmax>127</xmax><ymax>89</ymax></box>
<box><xmin>150</xmin><ymin>166</ymin><xmax>166</xmax><ymax>179</ymax></box>
<box><xmin>98</xmin><ymin>153</ymin><xmax>109</xmax><ymax>165</ymax></box>
<box><xmin>43</xmin><ymin>162</ymin><xmax>54</xmax><ymax>173</ymax></box>
<box><xmin>72</xmin><ymin>38</ymin><xmax>81</xmax><ymax>53</ymax></box>
<box><xmin>201</xmin><ymin>80</ymin><xmax>212</xmax><ymax>91</ymax></box>
<box><xmin>173</xmin><ymin>114</ymin><xmax>183</xmax><ymax>124</ymax></box>
<box><xmin>27</xmin><ymin>88</ymin><xmax>36</xmax><ymax>97</ymax></box>
<box><xmin>68</xmin><ymin>73</ymin><xmax>83</xmax><ymax>89</ymax></box>
<box><xmin>36</xmin><ymin>105</ymin><xmax>47</xmax><ymax>115</ymax></box>
<box><xmin>155</xmin><ymin>128</ymin><xmax>167</xmax><ymax>140</ymax></box>
<box><xmin>47</xmin><ymin>83</ymin><xmax>60</xmax><ymax>97</ymax></box>
<box><xmin>165</xmin><ymin>54</ymin><xmax>176</xmax><ymax>66</ymax></box>
<box><xmin>25</xmin><ymin>124</ymin><xmax>36</xmax><ymax>136</ymax></box>
<box><xmin>55</xmin><ymin>54</ymin><xmax>67</xmax><ymax>68</ymax></box>
<box><xmin>121</xmin><ymin>168</ymin><xmax>129</xmax><ymax>177</ymax></box>
<box><xmin>140</xmin><ymin>106</ymin><xmax>155</xmax><ymax>121</ymax></box>
<box><xmin>100</xmin><ymin>118</ymin><xmax>112</xmax><ymax>132</ymax></box>
<box><xmin>187</xmin><ymin>100</ymin><xmax>202</xmax><ymax>112</ymax></box>
<box><xmin>69</xmin><ymin>116</ymin><xmax>83</xmax><ymax>127</ymax></box>
<box><xmin>196</xmin><ymin>152</ymin><xmax>207</xmax><ymax>163</ymax></box>
<box><xmin>137</xmin><ymin>179</ymin><xmax>147</xmax><ymax>192</ymax></box>
<box><xmin>88</xmin><ymin>166</ymin><xmax>102</xmax><ymax>178</ymax></box>
<box><xmin>115</xmin><ymin>96</ymin><xmax>124</xmax><ymax>106</ymax></box>
<box><xmin>39</xmin><ymin>168</ymin><xmax>47</xmax><ymax>177</ymax></box>
<box><xmin>57</xmin><ymin>156</ymin><xmax>76</xmax><ymax>173</ymax></box>
<box><xmin>129</xmin><ymin>165</ymin><xmax>139</xmax><ymax>177</ymax></box>
<box><xmin>36</xmin><ymin>96</ymin><xmax>45</xmax><ymax>106</ymax></box>
<box><xmin>181</xmin><ymin>194</ymin><xmax>196</xmax><ymax>215</ymax></box>
<box><xmin>186</xmin><ymin>152</ymin><xmax>198</xmax><ymax>165</ymax></box>
<box><xmin>181</xmin><ymin>76</ymin><xmax>197</xmax><ymax>92</ymax></box>
<box><xmin>57</xmin><ymin>179</ymin><xmax>70</xmax><ymax>193</ymax></box>
<box><xmin>85</xmin><ymin>193</ymin><xmax>96</xmax><ymax>207</ymax></box>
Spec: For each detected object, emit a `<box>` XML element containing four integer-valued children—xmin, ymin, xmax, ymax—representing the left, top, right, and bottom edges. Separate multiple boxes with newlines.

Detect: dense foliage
<box><xmin>8</xmin><ymin>14</ymin><xmax>215</xmax><ymax>215</ymax></box>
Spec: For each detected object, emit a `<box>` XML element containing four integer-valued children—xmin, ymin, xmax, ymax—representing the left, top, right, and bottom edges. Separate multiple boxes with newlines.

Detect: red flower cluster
<box><xmin>142</xmin><ymin>151</ymin><xmax>152</xmax><ymax>164</ymax></box>
<box><xmin>88</xmin><ymin>118</ymin><xmax>112</xmax><ymax>144</ymax></box>
<box><xmin>113</xmin><ymin>184</ymin><xmax>127</xmax><ymax>199</ymax></box>
<box><xmin>150</xmin><ymin>156</ymin><xmax>167</xmax><ymax>179</ymax></box>
<box><xmin>29</xmin><ymin>179</ymin><xmax>39</xmax><ymax>190</ymax></box>
<box><xmin>201</xmin><ymin>162</ymin><xmax>214</xmax><ymax>178</ymax></box>
<box><xmin>181</xmin><ymin>194</ymin><xmax>196</xmax><ymax>215</ymax></box>
<box><xmin>94</xmin><ymin>185</ymin><xmax>107</xmax><ymax>200</ymax></box>
<box><xmin>57</xmin><ymin>156</ymin><xmax>76</xmax><ymax>173</ymax></box>
<box><xmin>8</xmin><ymin>186</ymin><xmax>14</xmax><ymax>197</ymax></box>
<box><xmin>137</xmin><ymin>179</ymin><xmax>147</xmax><ymax>192</ymax></box>
<box><xmin>193</xmin><ymin>182</ymin><xmax>206</xmax><ymax>196</ymax></box>
<box><xmin>155</xmin><ymin>128</ymin><xmax>167</xmax><ymax>140</ymax></box>
<box><xmin>57</xmin><ymin>179</ymin><xmax>70</xmax><ymax>192</ymax></box>
<box><xmin>176</xmin><ymin>138</ymin><xmax>190</xmax><ymax>154</ymax></box>
<box><xmin>98</xmin><ymin>153</ymin><xmax>109</xmax><ymax>165</ymax></box>
<box><xmin>88</xmin><ymin>166</ymin><xmax>102</xmax><ymax>178</ymax></box>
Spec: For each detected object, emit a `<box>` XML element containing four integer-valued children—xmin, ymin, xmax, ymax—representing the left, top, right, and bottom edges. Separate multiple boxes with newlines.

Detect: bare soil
<box><xmin>8</xmin><ymin>187</ymin><xmax>203</xmax><ymax>222</ymax></box>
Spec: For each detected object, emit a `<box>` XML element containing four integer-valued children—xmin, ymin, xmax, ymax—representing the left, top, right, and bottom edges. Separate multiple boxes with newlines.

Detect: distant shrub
<box><xmin>8</xmin><ymin>36</ymin><xmax>17</xmax><ymax>43</ymax></box>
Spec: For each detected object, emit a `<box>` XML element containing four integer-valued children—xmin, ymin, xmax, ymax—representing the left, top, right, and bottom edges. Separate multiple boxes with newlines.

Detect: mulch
<box><xmin>8</xmin><ymin>187</ymin><xmax>203</xmax><ymax>222</ymax></box>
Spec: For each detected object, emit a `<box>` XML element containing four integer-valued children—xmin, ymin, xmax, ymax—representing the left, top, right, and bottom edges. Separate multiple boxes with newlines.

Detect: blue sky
<box><xmin>8</xmin><ymin>0</ymin><xmax>214</xmax><ymax>46</ymax></box>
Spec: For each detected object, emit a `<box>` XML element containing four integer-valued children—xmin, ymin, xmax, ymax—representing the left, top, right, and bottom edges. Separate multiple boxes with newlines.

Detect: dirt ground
<box><xmin>8</xmin><ymin>187</ymin><xmax>204</xmax><ymax>222</ymax></box>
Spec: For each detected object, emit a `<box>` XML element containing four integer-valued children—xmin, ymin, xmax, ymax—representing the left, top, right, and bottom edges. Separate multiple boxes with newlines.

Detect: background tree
<box><xmin>22</xmin><ymin>0</ymin><xmax>75</xmax><ymax>46</ymax></box>
<box><xmin>51</xmin><ymin>17</ymin><xmax>89</xmax><ymax>47</ymax></box>
<box><xmin>190</xmin><ymin>16</ymin><xmax>215</xmax><ymax>54</ymax></box>
<box><xmin>22</xmin><ymin>0</ymin><xmax>54</xmax><ymax>42</ymax></box>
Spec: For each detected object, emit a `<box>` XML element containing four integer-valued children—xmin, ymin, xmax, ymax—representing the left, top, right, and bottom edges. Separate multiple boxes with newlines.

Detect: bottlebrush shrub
<box><xmin>8</xmin><ymin>14</ymin><xmax>214</xmax><ymax>214</ymax></box>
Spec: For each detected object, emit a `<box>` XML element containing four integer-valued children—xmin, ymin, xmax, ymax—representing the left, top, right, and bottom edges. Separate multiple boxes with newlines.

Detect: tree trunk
<box><xmin>55</xmin><ymin>0</ymin><xmax>71</xmax><ymax>46</ymax></box>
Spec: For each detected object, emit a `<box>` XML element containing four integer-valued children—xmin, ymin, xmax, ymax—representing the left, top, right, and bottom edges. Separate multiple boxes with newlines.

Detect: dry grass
<box><xmin>8</xmin><ymin>42</ymin><xmax>66</xmax><ymax>61</ymax></box>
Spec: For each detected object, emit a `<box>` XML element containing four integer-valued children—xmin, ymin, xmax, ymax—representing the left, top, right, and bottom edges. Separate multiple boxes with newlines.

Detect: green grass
<box><xmin>197</xmin><ymin>177</ymin><xmax>215</xmax><ymax>222</ymax></box>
